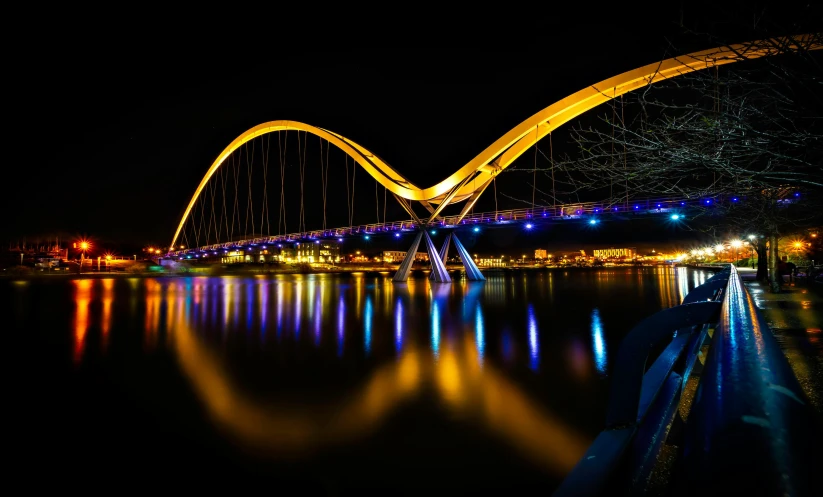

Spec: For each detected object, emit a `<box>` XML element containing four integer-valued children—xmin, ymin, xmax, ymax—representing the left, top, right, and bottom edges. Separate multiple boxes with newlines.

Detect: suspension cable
<box><xmin>494</xmin><ymin>176</ymin><xmax>498</xmax><ymax>221</ymax></box>
<box><xmin>220</xmin><ymin>166</ymin><xmax>229</xmax><ymax>241</ymax></box>
<box><xmin>622</xmin><ymin>94</ymin><xmax>628</xmax><ymax>207</ymax></box>
<box><xmin>383</xmin><ymin>187</ymin><xmax>387</xmax><ymax>225</ymax></box>
<box><xmin>375</xmin><ymin>180</ymin><xmax>380</xmax><ymax>224</ymax></box>
<box><xmin>351</xmin><ymin>158</ymin><xmax>356</xmax><ymax>226</ymax></box>
<box><xmin>550</xmin><ymin>132</ymin><xmax>556</xmax><ymax>209</ymax></box>
<box><xmin>245</xmin><ymin>139</ymin><xmax>256</xmax><ymax>238</ymax></box>
<box><xmin>345</xmin><ymin>152</ymin><xmax>351</xmax><ymax>227</ymax></box>
<box><xmin>279</xmin><ymin>131</ymin><xmax>288</xmax><ymax>235</ymax></box>
<box><xmin>532</xmin><ymin>125</ymin><xmax>538</xmax><ymax>209</ymax></box>
<box><xmin>232</xmin><ymin>148</ymin><xmax>242</xmax><ymax>241</ymax></box>
<box><xmin>261</xmin><ymin>132</ymin><xmax>271</xmax><ymax>236</ymax></box>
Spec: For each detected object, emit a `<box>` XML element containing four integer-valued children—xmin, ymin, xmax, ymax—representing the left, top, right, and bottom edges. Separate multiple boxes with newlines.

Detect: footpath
<box><xmin>741</xmin><ymin>269</ymin><xmax>823</xmax><ymax>418</ymax></box>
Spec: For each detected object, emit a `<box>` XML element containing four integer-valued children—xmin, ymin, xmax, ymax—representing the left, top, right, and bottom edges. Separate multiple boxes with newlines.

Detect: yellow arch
<box><xmin>170</xmin><ymin>35</ymin><xmax>820</xmax><ymax>250</ymax></box>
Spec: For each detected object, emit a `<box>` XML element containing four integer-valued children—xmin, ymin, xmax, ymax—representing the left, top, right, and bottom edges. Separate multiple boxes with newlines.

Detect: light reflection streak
<box><xmin>591</xmin><ymin>308</ymin><xmax>607</xmax><ymax>375</ymax></box>
<box><xmin>364</xmin><ymin>296</ymin><xmax>373</xmax><ymax>356</ymax></box>
<box><xmin>72</xmin><ymin>279</ymin><xmax>93</xmax><ymax>364</ymax></box>
<box><xmin>431</xmin><ymin>300</ymin><xmax>441</xmax><ymax>357</ymax></box>
<box><xmin>295</xmin><ymin>280</ymin><xmax>302</xmax><ymax>338</ymax></box>
<box><xmin>260</xmin><ymin>281</ymin><xmax>268</xmax><ymax>338</ymax></box>
<box><xmin>528</xmin><ymin>304</ymin><xmax>539</xmax><ymax>372</ymax></box>
<box><xmin>101</xmin><ymin>279</ymin><xmax>114</xmax><ymax>353</ymax></box>
<box><xmin>677</xmin><ymin>267</ymin><xmax>689</xmax><ymax>304</ymax></box>
<box><xmin>172</xmin><ymin>308</ymin><xmax>590</xmax><ymax>474</ymax></box>
<box><xmin>314</xmin><ymin>285</ymin><xmax>322</xmax><ymax>345</ymax></box>
<box><xmin>395</xmin><ymin>298</ymin><xmax>404</xmax><ymax>353</ymax></box>
<box><xmin>475</xmin><ymin>303</ymin><xmax>485</xmax><ymax>366</ymax></box>
<box><xmin>276</xmin><ymin>282</ymin><xmax>284</xmax><ymax>340</ymax></box>
<box><xmin>337</xmin><ymin>294</ymin><xmax>345</xmax><ymax>357</ymax></box>
<box><xmin>246</xmin><ymin>281</ymin><xmax>254</xmax><ymax>331</ymax></box>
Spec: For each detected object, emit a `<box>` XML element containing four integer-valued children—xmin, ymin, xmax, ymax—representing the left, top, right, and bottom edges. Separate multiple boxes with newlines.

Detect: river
<box><xmin>7</xmin><ymin>267</ymin><xmax>709</xmax><ymax>493</ymax></box>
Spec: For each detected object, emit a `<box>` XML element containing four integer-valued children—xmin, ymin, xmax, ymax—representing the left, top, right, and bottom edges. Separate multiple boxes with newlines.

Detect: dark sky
<box><xmin>5</xmin><ymin>2</ymin><xmax>820</xmax><ymax>251</ymax></box>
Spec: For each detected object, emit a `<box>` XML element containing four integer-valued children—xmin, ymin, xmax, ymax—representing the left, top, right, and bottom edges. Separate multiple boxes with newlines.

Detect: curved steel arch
<box><xmin>170</xmin><ymin>35</ymin><xmax>820</xmax><ymax>250</ymax></box>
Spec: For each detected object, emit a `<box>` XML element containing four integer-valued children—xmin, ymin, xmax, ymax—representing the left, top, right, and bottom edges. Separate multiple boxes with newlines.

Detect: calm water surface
<box><xmin>8</xmin><ymin>267</ymin><xmax>709</xmax><ymax>493</ymax></box>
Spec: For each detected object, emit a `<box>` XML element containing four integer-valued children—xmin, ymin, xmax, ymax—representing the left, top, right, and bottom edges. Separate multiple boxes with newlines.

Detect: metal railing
<box><xmin>167</xmin><ymin>196</ymin><xmax>704</xmax><ymax>257</ymax></box>
<box><xmin>554</xmin><ymin>265</ymin><xmax>819</xmax><ymax>496</ymax></box>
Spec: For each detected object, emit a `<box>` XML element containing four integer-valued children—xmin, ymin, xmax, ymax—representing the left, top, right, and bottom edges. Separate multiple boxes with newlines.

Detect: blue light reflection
<box><xmin>527</xmin><ymin>305</ymin><xmax>539</xmax><ymax>371</ymax></box>
<box><xmin>475</xmin><ymin>304</ymin><xmax>485</xmax><ymax>365</ymax></box>
<box><xmin>364</xmin><ymin>296</ymin><xmax>373</xmax><ymax>355</ymax></box>
<box><xmin>591</xmin><ymin>308</ymin><xmax>607</xmax><ymax>375</ymax></box>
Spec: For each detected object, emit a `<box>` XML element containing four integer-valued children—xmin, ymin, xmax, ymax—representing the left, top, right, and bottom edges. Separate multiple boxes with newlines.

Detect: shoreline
<box><xmin>2</xmin><ymin>263</ymin><xmax>688</xmax><ymax>280</ymax></box>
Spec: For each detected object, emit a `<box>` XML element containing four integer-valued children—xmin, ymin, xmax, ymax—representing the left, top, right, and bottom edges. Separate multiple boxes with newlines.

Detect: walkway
<box><xmin>742</xmin><ymin>270</ymin><xmax>823</xmax><ymax>418</ymax></box>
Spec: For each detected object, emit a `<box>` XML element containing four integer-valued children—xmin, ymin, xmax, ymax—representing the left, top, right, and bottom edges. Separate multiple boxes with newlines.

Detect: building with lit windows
<box><xmin>296</xmin><ymin>241</ymin><xmax>340</xmax><ymax>263</ymax></box>
<box><xmin>382</xmin><ymin>250</ymin><xmax>429</xmax><ymax>263</ymax></box>
<box><xmin>535</xmin><ymin>249</ymin><xmax>547</xmax><ymax>260</ymax></box>
<box><xmin>593</xmin><ymin>247</ymin><xmax>637</xmax><ymax>259</ymax></box>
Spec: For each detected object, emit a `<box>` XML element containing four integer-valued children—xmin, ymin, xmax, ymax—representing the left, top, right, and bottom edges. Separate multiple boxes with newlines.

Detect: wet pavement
<box><xmin>743</xmin><ymin>272</ymin><xmax>823</xmax><ymax>418</ymax></box>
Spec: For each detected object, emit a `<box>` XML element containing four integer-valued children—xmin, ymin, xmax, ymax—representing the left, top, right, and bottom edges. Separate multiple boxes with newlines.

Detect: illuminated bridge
<box><xmin>166</xmin><ymin>35</ymin><xmax>819</xmax><ymax>283</ymax></box>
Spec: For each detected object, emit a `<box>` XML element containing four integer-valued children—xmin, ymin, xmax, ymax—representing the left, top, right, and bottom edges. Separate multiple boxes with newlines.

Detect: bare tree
<box><xmin>516</xmin><ymin>33</ymin><xmax>823</xmax><ymax>292</ymax></box>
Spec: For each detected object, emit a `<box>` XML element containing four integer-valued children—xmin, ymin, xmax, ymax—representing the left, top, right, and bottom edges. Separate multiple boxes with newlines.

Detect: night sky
<box><xmin>6</xmin><ymin>3</ymin><xmax>820</xmax><ymax>252</ymax></box>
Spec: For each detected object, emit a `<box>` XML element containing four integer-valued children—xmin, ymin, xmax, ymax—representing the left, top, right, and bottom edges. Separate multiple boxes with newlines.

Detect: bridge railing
<box><xmin>167</xmin><ymin>193</ymin><xmax>798</xmax><ymax>256</ymax></box>
<box><xmin>553</xmin><ymin>265</ymin><xmax>819</xmax><ymax>496</ymax></box>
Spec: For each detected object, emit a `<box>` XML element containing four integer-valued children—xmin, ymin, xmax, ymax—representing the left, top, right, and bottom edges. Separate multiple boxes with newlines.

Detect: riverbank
<box><xmin>1</xmin><ymin>262</ymin><xmax>681</xmax><ymax>280</ymax></box>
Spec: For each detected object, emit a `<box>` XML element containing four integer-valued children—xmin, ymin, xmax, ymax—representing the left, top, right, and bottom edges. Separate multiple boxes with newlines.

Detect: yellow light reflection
<box><xmin>73</xmin><ymin>279</ymin><xmax>93</xmax><ymax>364</ymax></box>
<box><xmin>171</xmin><ymin>303</ymin><xmax>590</xmax><ymax>474</ymax></box>
<box><xmin>101</xmin><ymin>279</ymin><xmax>114</xmax><ymax>353</ymax></box>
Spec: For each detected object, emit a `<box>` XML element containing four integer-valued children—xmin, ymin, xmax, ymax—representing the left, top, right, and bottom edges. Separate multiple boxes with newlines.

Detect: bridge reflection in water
<box><xmin>60</xmin><ymin>268</ymin><xmax>707</xmax><ymax>487</ymax></box>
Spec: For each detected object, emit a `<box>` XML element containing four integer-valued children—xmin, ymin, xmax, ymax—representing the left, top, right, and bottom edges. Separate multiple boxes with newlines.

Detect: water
<box><xmin>7</xmin><ymin>267</ymin><xmax>708</xmax><ymax>493</ymax></box>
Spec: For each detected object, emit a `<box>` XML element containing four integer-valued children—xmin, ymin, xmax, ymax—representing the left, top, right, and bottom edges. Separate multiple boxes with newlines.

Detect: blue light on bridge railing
<box><xmin>473</xmin><ymin>227</ymin><xmax>480</xmax><ymax>233</ymax></box>
<box><xmin>337</xmin><ymin>238</ymin><xmax>343</xmax><ymax>242</ymax></box>
<box><xmin>614</xmin><ymin>207</ymin><xmax>619</xmax><ymax>211</ymax></box>
<box><xmin>705</xmin><ymin>199</ymin><xmax>711</xmax><ymax>204</ymax></box>
<box><xmin>395</xmin><ymin>233</ymin><xmax>401</xmax><ymax>238</ymax></box>
<box><xmin>595</xmin><ymin>208</ymin><xmax>600</xmax><ymax>213</ymax></box>
<box><xmin>656</xmin><ymin>203</ymin><xmax>662</xmax><ymax>208</ymax></box>
<box><xmin>671</xmin><ymin>214</ymin><xmax>681</xmax><ymax>220</ymax></box>
<box><xmin>681</xmin><ymin>202</ymin><xmax>686</xmax><ymax>206</ymax></box>
<box><xmin>794</xmin><ymin>192</ymin><xmax>800</xmax><ymax>197</ymax></box>
<box><xmin>589</xmin><ymin>219</ymin><xmax>599</xmax><ymax>225</ymax></box>
<box><xmin>364</xmin><ymin>235</ymin><xmax>370</xmax><ymax>240</ymax></box>
<box><xmin>431</xmin><ymin>230</ymin><xmax>437</xmax><ymax>235</ymax></box>
<box><xmin>634</xmin><ymin>205</ymin><xmax>640</xmax><ymax>209</ymax></box>
<box><xmin>732</xmin><ymin>197</ymin><xmax>739</xmax><ymax>202</ymax></box>
<box><xmin>525</xmin><ymin>223</ymin><xmax>533</xmax><ymax>229</ymax></box>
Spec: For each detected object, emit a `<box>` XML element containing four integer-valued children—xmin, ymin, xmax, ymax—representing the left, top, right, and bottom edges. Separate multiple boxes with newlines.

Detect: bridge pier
<box><xmin>429</xmin><ymin>233</ymin><xmax>452</xmax><ymax>280</ymax></box>
<box><xmin>393</xmin><ymin>230</ymin><xmax>484</xmax><ymax>283</ymax></box>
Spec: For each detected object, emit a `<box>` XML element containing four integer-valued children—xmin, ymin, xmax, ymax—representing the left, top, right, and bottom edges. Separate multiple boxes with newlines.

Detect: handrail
<box><xmin>554</xmin><ymin>266</ymin><xmax>729</xmax><ymax>496</ymax></box>
<box><xmin>555</xmin><ymin>265</ymin><xmax>819</xmax><ymax>496</ymax></box>
<box><xmin>678</xmin><ymin>266</ymin><xmax>820</xmax><ymax>496</ymax></box>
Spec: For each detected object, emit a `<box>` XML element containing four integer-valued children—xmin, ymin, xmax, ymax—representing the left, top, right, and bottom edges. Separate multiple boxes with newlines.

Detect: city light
<box><xmin>715</xmin><ymin>244</ymin><xmax>724</xmax><ymax>252</ymax></box>
<box><xmin>730</xmin><ymin>240</ymin><xmax>743</xmax><ymax>248</ymax></box>
<box><xmin>748</xmin><ymin>235</ymin><xmax>756</xmax><ymax>241</ymax></box>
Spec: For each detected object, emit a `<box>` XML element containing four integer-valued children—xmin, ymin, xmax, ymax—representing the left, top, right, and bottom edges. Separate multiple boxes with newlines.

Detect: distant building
<box><xmin>382</xmin><ymin>250</ymin><xmax>429</xmax><ymax>263</ymax></box>
<box><xmin>476</xmin><ymin>256</ymin><xmax>507</xmax><ymax>267</ymax></box>
<box><xmin>593</xmin><ymin>247</ymin><xmax>636</xmax><ymax>259</ymax></box>
<box><xmin>296</xmin><ymin>241</ymin><xmax>340</xmax><ymax>263</ymax></box>
<box><xmin>535</xmin><ymin>249</ymin><xmax>547</xmax><ymax>259</ymax></box>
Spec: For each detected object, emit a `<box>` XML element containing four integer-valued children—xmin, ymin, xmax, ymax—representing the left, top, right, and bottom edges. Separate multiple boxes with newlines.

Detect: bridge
<box><xmin>165</xmin><ymin>35</ymin><xmax>820</xmax><ymax>283</ymax></box>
